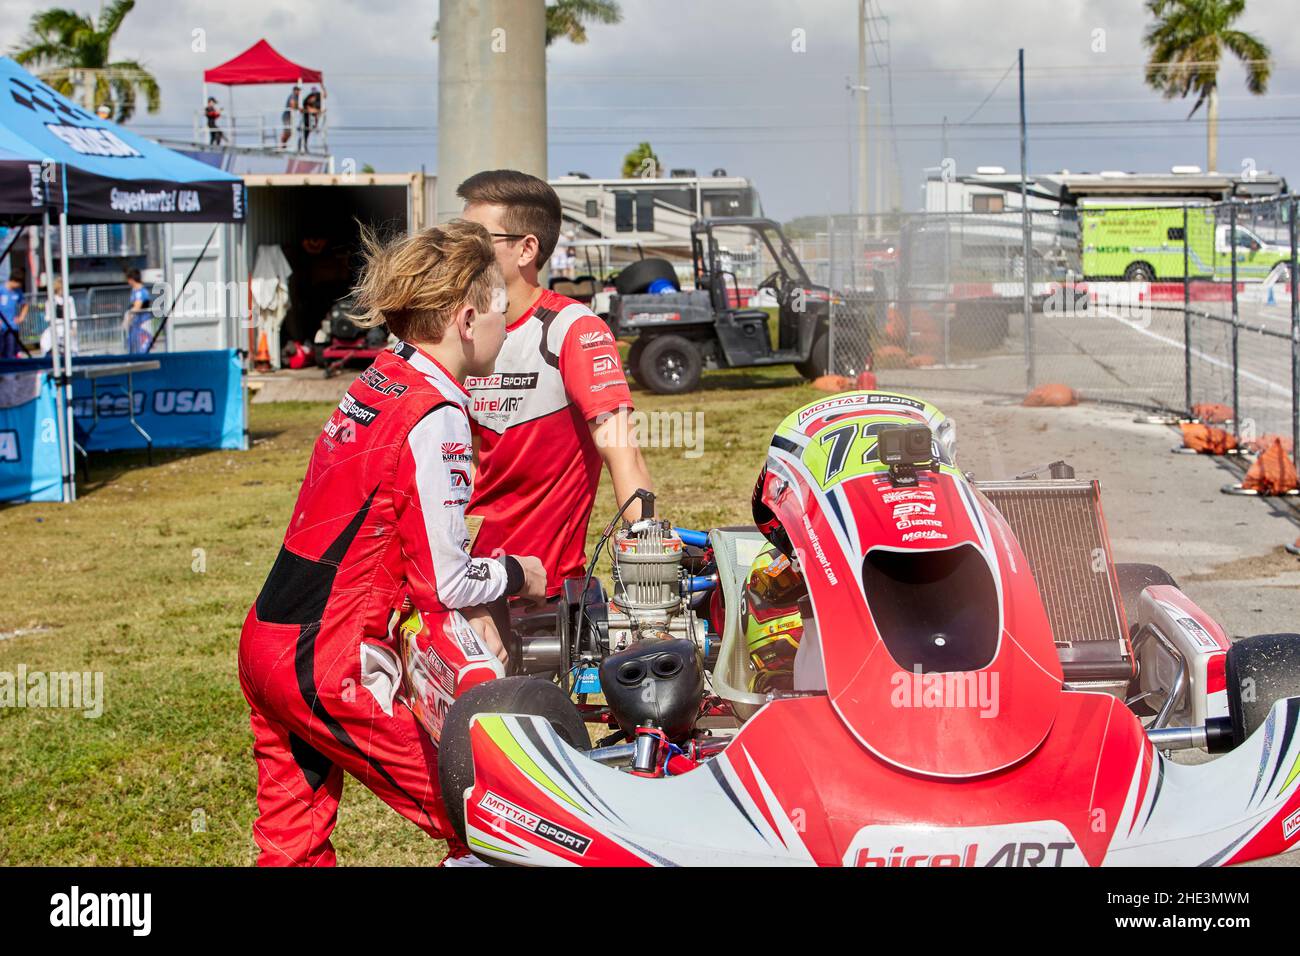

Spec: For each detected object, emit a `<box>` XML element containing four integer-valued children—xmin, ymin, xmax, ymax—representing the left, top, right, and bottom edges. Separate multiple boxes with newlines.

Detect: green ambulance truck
<box><xmin>1080</xmin><ymin>203</ymin><xmax>1289</xmax><ymax>282</ymax></box>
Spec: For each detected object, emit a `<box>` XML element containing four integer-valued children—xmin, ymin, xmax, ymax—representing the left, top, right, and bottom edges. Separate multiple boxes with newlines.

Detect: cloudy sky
<box><xmin>4</xmin><ymin>0</ymin><xmax>1299</xmax><ymax>219</ymax></box>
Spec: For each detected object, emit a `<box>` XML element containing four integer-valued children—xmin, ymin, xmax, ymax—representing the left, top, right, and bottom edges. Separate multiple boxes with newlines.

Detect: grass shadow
<box><xmin>629</xmin><ymin>368</ymin><xmax>808</xmax><ymax>397</ymax></box>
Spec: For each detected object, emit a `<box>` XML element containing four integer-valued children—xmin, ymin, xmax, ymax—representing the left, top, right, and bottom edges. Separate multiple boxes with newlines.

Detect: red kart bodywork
<box><xmin>456</xmin><ymin>392</ymin><xmax>1300</xmax><ymax>866</ymax></box>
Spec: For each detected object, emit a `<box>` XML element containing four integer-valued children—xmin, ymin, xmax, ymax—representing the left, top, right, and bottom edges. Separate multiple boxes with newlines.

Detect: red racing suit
<box><xmin>238</xmin><ymin>341</ymin><xmax>523</xmax><ymax>866</ymax></box>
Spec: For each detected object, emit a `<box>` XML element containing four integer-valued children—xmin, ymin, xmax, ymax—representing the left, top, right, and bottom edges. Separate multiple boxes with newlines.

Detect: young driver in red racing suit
<box><xmin>238</xmin><ymin>221</ymin><xmax>546</xmax><ymax>866</ymax></box>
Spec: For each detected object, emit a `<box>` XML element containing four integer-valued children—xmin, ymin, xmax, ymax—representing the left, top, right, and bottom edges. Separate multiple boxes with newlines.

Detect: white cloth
<box><xmin>359</xmin><ymin>641</ymin><xmax>402</xmax><ymax>717</ymax></box>
<box><xmin>39</xmin><ymin>294</ymin><xmax>77</xmax><ymax>357</ymax></box>
<box><xmin>250</xmin><ymin>244</ymin><xmax>292</xmax><ymax>369</ymax></box>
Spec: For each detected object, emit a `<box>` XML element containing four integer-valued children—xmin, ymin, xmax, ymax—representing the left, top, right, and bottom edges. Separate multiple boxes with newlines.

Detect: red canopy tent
<box><xmin>201</xmin><ymin>40</ymin><xmax>325</xmax><ymax>153</ymax></box>
<box><xmin>203</xmin><ymin>39</ymin><xmax>323</xmax><ymax>86</ymax></box>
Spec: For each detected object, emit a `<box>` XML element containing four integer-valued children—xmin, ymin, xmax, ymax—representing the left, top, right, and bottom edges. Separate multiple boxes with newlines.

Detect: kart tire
<box><xmin>1115</xmin><ymin>563</ymin><xmax>1177</xmax><ymax>637</ymax></box>
<box><xmin>637</xmin><ymin>335</ymin><xmax>702</xmax><ymax>394</ymax></box>
<box><xmin>437</xmin><ymin>676</ymin><xmax>589</xmax><ymax>845</ymax></box>
<box><xmin>614</xmin><ymin>258</ymin><xmax>680</xmax><ymax>296</ymax></box>
<box><xmin>794</xmin><ymin>329</ymin><xmax>829</xmax><ymax>380</ymax></box>
<box><xmin>1226</xmin><ymin>633</ymin><xmax>1300</xmax><ymax>747</ymax></box>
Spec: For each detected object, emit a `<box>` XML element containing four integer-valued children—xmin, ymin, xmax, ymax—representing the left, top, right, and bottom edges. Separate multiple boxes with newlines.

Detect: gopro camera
<box><xmin>878</xmin><ymin>425</ymin><xmax>934</xmax><ymax>485</ymax></box>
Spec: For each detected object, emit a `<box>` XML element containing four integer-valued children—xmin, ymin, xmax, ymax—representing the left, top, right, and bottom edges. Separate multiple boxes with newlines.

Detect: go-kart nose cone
<box><xmin>762</xmin><ymin>390</ymin><xmax>1064</xmax><ymax>778</ymax></box>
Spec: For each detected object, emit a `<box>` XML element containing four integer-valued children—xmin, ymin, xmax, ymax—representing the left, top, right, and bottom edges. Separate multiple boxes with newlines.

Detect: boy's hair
<box><xmin>125</xmin><ymin>268</ymin><xmax>142</xmax><ymax>282</ymax></box>
<box><xmin>456</xmin><ymin>170</ymin><xmax>562</xmax><ymax>270</ymax></box>
<box><xmin>351</xmin><ymin>219</ymin><xmax>502</xmax><ymax>343</ymax></box>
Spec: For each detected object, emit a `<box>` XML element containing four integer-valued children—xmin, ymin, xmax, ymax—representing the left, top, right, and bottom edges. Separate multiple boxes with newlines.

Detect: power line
<box><xmin>956</xmin><ymin>59</ymin><xmax>1017</xmax><ymax>125</ymax></box>
<box><xmin>129</xmin><ymin>113</ymin><xmax>1300</xmax><ymax>136</ymax></box>
<box><xmin>316</xmin><ymin>59</ymin><xmax>1294</xmax><ymax>82</ymax></box>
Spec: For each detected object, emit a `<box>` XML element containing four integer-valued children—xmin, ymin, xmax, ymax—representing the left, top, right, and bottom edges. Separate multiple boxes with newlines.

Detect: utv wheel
<box><xmin>637</xmin><ymin>335</ymin><xmax>702</xmax><ymax>394</ymax></box>
<box><xmin>1226</xmin><ymin>633</ymin><xmax>1300</xmax><ymax>747</ymax></box>
<box><xmin>625</xmin><ymin>339</ymin><xmax>645</xmax><ymax>384</ymax></box>
<box><xmin>794</xmin><ymin>329</ymin><xmax>830</xmax><ymax>380</ymax></box>
<box><xmin>1115</xmin><ymin>563</ymin><xmax>1177</xmax><ymax>637</ymax></box>
<box><xmin>1123</xmin><ymin>261</ymin><xmax>1155</xmax><ymax>283</ymax></box>
<box><xmin>438</xmin><ymin>676</ymin><xmax>589</xmax><ymax>845</ymax></box>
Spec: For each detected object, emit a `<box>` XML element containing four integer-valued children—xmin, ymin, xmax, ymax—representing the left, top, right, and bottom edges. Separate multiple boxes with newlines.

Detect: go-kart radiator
<box><xmin>975</xmin><ymin>479</ymin><xmax>1130</xmax><ymax>670</ymax></box>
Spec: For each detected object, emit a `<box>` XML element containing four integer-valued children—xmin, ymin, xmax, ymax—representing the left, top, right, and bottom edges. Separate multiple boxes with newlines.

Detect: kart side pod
<box><xmin>600</xmin><ymin>638</ymin><xmax>704</xmax><ymax>742</ymax></box>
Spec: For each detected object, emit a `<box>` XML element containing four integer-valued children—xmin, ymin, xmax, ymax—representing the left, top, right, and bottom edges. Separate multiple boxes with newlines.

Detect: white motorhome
<box><xmin>549</xmin><ymin>173</ymin><xmax>761</xmax><ymax>255</ymax></box>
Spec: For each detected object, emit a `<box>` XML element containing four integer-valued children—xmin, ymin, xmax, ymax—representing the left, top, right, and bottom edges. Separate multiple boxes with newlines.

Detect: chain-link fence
<box><xmin>23</xmin><ymin>283</ymin><xmax>161</xmax><ymax>357</ymax></box>
<box><xmin>824</xmin><ymin>209</ymin><xmax>1077</xmax><ymax>388</ymax></box>
<box><xmin>822</xmin><ymin>197</ymin><xmax>1300</xmax><ymax>475</ymax></box>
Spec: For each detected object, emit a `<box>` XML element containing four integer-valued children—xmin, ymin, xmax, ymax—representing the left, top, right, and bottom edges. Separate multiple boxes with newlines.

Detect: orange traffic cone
<box><xmin>1179</xmin><ymin>422</ymin><xmax>1237</xmax><ymax>455</ymax></box>
<box><xmin>1241</xmin><ymin>438</ymin><xmax>1298</xmax><ymax>495</ymax></box>
<box><xmin>1023</xmin><ymin>383</ymin><xmax>1078</xmax><ymax>407</ymax></box>
<box><xmin>254</xmin><ymin>329</ymin><xmax>272</xmax><ymax>372</ymax></box>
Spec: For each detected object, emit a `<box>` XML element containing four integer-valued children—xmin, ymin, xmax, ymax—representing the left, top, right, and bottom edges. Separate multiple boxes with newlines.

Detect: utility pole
<box><xmin>941</xmin><ymin>115</ymin><xmax>949</xmax><ymax>211</ymax></box>
<box><xmin>1019</xmin><ymin>48</ymin><xmax>1034</xmax><ymax>391</ymax></box>
<box><xmin>857</xmin><ymin>0</ymin><xmax>869</xmax><ymax>223</ymax></box>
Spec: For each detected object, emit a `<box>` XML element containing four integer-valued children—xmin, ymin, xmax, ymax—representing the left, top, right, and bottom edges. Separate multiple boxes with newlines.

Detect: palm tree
<box><xmin>12</xmin><ymin>0</ymin><xmax>160</xmax><ymax>123</ymax></box>
<box><xmin>545</xmin><ymin>0</ymin><xmax>622</xmax><ymax>45</ymax></box>
<box><xmin>433</xmin><ymin>0</ymin><xmax>622</xmax><ymax>47</ymax></box>
<box><xmin>622</xmin><ymin>142</ymin><xmax>660</xmax><ymax>178</ymax></box>
<box><xmin>1143</xmin><ymin>0</ymin><xmax>1270</xmax><ymax>173</ymax></box>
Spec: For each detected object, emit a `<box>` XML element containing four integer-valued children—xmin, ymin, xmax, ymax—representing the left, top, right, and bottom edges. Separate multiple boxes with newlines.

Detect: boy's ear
<box><xmin>456</xmin><ymin>302</ymin><xmax>477</xmax><ymax>341</ymax></box>
<box><xmin>519</xmin><ymin>235</ymin><xmax>540</xmax><ymax>271</ymax></box>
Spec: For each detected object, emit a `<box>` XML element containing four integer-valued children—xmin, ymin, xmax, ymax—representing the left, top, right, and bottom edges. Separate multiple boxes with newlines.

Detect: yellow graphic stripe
<box><xmin>469</xmin><ymin>835</ymin><xmax>524</xmax><ymax>857</ymax></box>
<box><xmin>1282</xmin><ymin>752</ymin><xmax>1300</xmax><ymax>794</ymax></box>
<box><xmin>478</xmin><ymin>715</ymin><xmax>585</xmax><ymax>813</ymax></box>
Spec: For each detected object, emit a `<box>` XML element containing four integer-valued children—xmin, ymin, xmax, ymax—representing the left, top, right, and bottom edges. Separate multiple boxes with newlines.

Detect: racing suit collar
<box><xmin>506</xmin><ymin>287</ymin><xmax>548</xmax><ymax>333</ymax></box>
<box><xmin>393</xmin><ymin>341</ymin><xmax>470</xmax><ymax>402</ymax></box>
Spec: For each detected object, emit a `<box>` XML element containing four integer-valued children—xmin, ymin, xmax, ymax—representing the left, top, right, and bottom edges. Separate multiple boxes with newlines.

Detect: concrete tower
<box><xmin>436</xmin><ymin>0</ymin><xmax>548</xmax><ymax>222</ymax></box>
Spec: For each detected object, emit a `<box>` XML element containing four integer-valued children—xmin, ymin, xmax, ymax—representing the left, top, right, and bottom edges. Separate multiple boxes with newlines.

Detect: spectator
<box><xmin>549</xmin><ymin>237</ymin><xmax>569</xmax><ymax>277</ymax></box>
<box><xmin>301</xmin><ymin>86</ymin><xmax>322</xmax><ymax>152</ymax></box>
<box><xmin>122</xmin><ymin>269</ymin><xmax>153</xmax><ymax>354</ymax></box>
<box><xmin>0</xmin><ymin>273</ymin><xmax>28</xmax><ymax>359</ymax></box>
<box><xmin>39</xmin><ymin>277</ymin><xmax>78</xmax><ymax>358</ymax></box>
<box><xmin>550</xmin><ymin>228</ymin><xmax>577</xmax><ymax>279</ymax></box>
<box><xmin>280</xmin><ymin>85</ymin><xmax>300</xmax><ymax>148</ymax></box>
<box><xmin>204</xmin><ymin>97</ymin><xmax>225</xmax><ymax>145</ymax></box>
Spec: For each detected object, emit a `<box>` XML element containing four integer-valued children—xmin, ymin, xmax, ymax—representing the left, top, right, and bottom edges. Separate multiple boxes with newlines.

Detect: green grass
<box><xmin>0</xmin><ymin>368</ymin><xmax>819</xmax><ymax>865</ymax></box>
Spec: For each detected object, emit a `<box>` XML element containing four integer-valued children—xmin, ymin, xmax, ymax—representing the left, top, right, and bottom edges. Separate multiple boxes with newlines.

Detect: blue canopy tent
<box><xmin>0</xmin><ymin>56</ymin><xmax>245</xmax><ymax>223</ymax></box>
<box><xmin>0</xmin><ymin>57</ymin><xmax>247</xmax><ymax>502</ymax></box>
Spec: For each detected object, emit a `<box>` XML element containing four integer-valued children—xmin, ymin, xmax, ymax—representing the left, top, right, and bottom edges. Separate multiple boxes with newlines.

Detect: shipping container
<box><xmin>163</xmin><ymin>172</ymin><xmax>435</xmax><ymax>355</ymax></box>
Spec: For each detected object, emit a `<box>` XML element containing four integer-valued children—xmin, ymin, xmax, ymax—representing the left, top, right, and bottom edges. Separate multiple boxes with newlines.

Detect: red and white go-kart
<box><xmin>412</xmin><ymin>390</ymin><xmax>1300</xmax><ymax>867</ymax></box>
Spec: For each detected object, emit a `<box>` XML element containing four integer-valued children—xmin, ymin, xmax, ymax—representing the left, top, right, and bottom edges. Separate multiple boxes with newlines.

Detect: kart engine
<box><xmin>511</xmin><ymin>504</ymin><xmax>709</xmax><ymax>686</ymax></box>
<box><xmin>606</xmin><ymin>520</ymin><xmax>706</xmax><ymax>652</ymax></box>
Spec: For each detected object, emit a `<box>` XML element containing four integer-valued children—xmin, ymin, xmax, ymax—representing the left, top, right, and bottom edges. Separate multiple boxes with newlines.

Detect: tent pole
<box><xmin>42</xmin><ymin>210</ymin><xmax>70</xmax><ymax>503</ymax></box>
<box><xmin>58</xmin><ymin>208</ymin><xmax>76</xmax><ymax>502</ymax></box>
<box><xmin>146</xmin><ymin>224</ymin><xmax>218</xmax><ymax>353</ymax></box>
